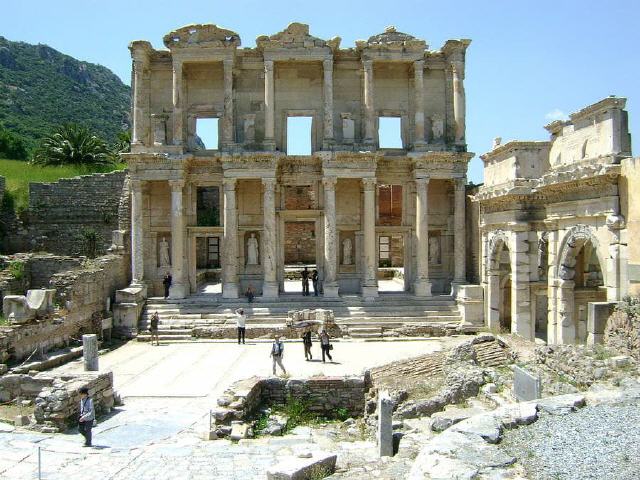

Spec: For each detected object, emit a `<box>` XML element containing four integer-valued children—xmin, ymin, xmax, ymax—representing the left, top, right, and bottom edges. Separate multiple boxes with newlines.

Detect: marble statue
<box><xmin>343</xmin><ymin>238</ymin><xmax>352</xmax><ymax>265</ymax></box>
<box><xmin>431</xmin><ymin>116</ymin><xmax>444</xmax><ymax>141</ymax></box>
<box><xmin>429</xmin><ymin>236</ymin><xmax>440</xmax><ymax>264</ymax></box>
<box><xmin>159</xmin><ymin>237</ymin><xmax>171</xmax><ymax>267</ymax></box>
<box><xmin>247</xmin><ymin>233</ymin><xmax>259</xmax><ymax>265</ymax></box>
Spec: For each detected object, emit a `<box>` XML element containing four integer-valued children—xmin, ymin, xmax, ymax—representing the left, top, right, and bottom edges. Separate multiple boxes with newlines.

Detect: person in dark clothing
<box><xmin>312</xmin><ymin>270</ymin><xmax>319</xmax><ymax>296</ymax></box>
<box><xmin>149</xmin><ymin>311</ymin><xmax>160</xmax><ymax>346</ymax></box>
<box><xmin>78</xmin><ymin>386</ymin><xmax>95</xmax><ymax>447</ymax></box>
<box><xmin>302</xmin><ymin>329</ymin><xmax>313</xmax><ymax>360</ymax></box>
<box><xmin>301</xmin><ymin>267</ymin><xmax>310</xmax><ymax>296</ymax></box>
<box><xmin>162</xmin><ymin>272</ymin><xmax>172</xmax><ymax>299</ymax></box>
<box><xmin>245</xmin><ymin>284</ymin><xmax>255</xmax><ymax>303</ymax></box>
<box><xmin>319</xmin><ymin>329</ymin><xmax>333</xmax><ymax>363</ymax></box>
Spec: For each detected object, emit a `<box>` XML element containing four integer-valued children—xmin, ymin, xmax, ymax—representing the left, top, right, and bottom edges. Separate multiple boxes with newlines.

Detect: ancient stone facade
<box><xmin>126</xmin><ymin>23</ymin><xmax>472</xmax><ymax>299</ymax></box>
<box><xmin>476</xmin><ymin>97</ymin><xmax>634</xmax><ymax>344</ymax></box>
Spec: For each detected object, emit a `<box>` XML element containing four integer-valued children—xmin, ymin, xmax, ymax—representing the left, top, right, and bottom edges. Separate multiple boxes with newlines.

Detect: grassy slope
<box><xmin>0</xmin><ymin>158</ymin><xmax>126</xmax><ymax>212</ymax></box>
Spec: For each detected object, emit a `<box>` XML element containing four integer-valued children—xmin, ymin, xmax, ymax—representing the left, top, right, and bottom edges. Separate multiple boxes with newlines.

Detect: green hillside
<box><xmin>0</xmin><ymin>36</ymin><xmax>130</xmax><ymax>149</ymax></box>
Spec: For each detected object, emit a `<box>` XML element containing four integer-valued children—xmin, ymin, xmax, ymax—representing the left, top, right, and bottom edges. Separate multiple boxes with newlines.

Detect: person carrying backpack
<box><xmin>270</xmin><ymin>335</ymin><xmax>287</xmax><ymax>375</ymax></box>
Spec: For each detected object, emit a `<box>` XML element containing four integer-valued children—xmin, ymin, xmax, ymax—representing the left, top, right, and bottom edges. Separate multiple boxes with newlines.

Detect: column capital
<box><xmin>223</xmin><ymin>58</ymin><xmax>234</xmax><ymax>69</ymax></box>
<box><xmin>451</xmin><ymin>60</ymin><xmax>465</xmax><ymax>78</ymax></box>
<box><xmin>323</xmin><ymin>58</ymin><xmax>333</xmax><ymax>70</ymax></box>
<box><xmin>414</xmin><ymin>176</ymin><xmax>430</xmax><ymax>187</ymax></box>
<box><xmin>262</xmin><ymin>177</ymin><xmax>277</xmax><ymax>189</ymax></box>
<box><xmin>414</xmin><ymin>59</ymin><xmax>424</xmax><ymax>72</ymax></box>
<box><xmin>172</xmin><ymin>57</ymin><xmax>184</xmax><ymax>70</ymax></box>
<box><xmin>362</xmin><ymin>177</ymin><xmax>377</xmax><ymax>191</ymax></box>
<box><xmin>454</xmin><ymin>177</ymin><xmax>466</xmax><ymax>191</ymax></box>
<box><xmin>363</xmin><ymin>59</ymin><xmax>373</xmax><ymax>70</ymax></box>
<box><xmin>168</xmin><ymin>179</ymin><xmax>185</xmax><ymax>190</ymax></box>
<box><xmin>264</xmin><ymin>59</ymin><xmax>274</xmax><ymax>72</ymax></box>
<box><xmin>223</xmin><ymin>177</ymin><xmax>237</xmax><ymax>190</ymax></box>
<box><xmin>322</xmin><ymin>176</ymin><xmax>337</xmax><ymax>190</ymax></box>
<box><xmin>130</xmin><ymin>178</ymin><xmax>143</xmax><ymax>191</ymax></box>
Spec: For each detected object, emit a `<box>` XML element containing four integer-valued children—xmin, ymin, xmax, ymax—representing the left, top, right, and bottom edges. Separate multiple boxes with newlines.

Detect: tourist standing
<box><xmin>78</xmin><ymin>387</ymin><xmax>95</xmax><ymax>447</ymax></box>
<box><xmin>270</xmin><ymin>335</ymin><xmax>287</xmax><ymax>375</ymax></box>
<box><xmin>302</xmin><ymin>329</ymin><xmax>313</xmax><ymax>361</ymax></box>
<box><xmin>312</xmin><ymin>270</ymin><xmax>319</xmax><ymax>296</ymax></box>
<box><xmin>235</xmin><ymin>308</ymin><xmax>247</xmax><ymax>344</ymax></box>
<box><xmin>149</xmin><ymin>311</ymin><xmax>160</xmax><ymax>346</ymax></box>
<box><xmin>319</xmin><ymin>329</ymin><xmax>333</xmax><ymax>363</ymax></box>
<box><xmin>162</xmin><ymin>272</ymin><xmax>172</xmax><ymax>299</ymax></box>
<box><xmin>301</xmin><ymin>267</ymin><xmax>310</xmax><ymax>296</ymax></box>
<box><xmin>245</xmin><ymin>284</ymin><xmax>255</xmax><ymax>303</ymax></box>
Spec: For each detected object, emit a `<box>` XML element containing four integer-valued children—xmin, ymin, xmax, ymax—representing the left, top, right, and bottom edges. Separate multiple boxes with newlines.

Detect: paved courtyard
<box><xmin>0</xmin><ymin>337</ymin><xmax>461</xmax><ymax>479</ymax></box>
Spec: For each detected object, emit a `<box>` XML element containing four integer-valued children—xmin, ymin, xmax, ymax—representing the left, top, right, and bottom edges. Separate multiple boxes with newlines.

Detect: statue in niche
<box><xmin>343</xmin><ymin>238</ymin><xmax>352</xmax><ymax>265</ymax></box>
<box><xmin>247</xmin><ymin>233</ymin><xmax>259</xmax><ymax>265</ymax></box>
<box><xmin>431</xmin><ymin>116</ymin><xmax>444</xmax><ymax>141</ymax></box>
<box><xmin>429</xmin><ymin>236</ymin><xmax>440</xmax><ymax>264</ymax></box>
<box><xmin>159</xmin><ymin>237</ymin><xmax>171</xmax><ymax>267</ymax></box>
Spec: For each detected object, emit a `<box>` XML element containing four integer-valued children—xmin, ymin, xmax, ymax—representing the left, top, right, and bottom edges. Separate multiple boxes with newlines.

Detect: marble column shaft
<box><xmin>132</xmin><ymin>56</ymin><xmax>149</xmax><ymax>145</ymax></box>
<box><xmin>363</xmin><ymin>178</ymin><xmax>378</xmax><ymax>292</ymax></box>
<box><xmin>453</xmin><ymin>178</ymin><xmax>466</xmax><ymax>282</ymax></box>
<box><xmin>222</xmin><ymin>178</ymin><xmax>239</xmax><ymax>298</ymax></box>
<box><xmin>452</xmin><ymin>61</ymin><xmax>466</xmax><ymax>143</ymax></box>
<box><xmin>222</xmin><ymin>59</ymin><xmax>234</xmax><ymax>145</ymax></box>
<box><xmin>130</xmin><ymin>179</ymin><xmax>144</xmax><ymax>284</ymax></box>
<box><xmin>323</xmin><ymin>177</ymin><xmax>338</xmax><ymax>296</ymax></box>
<box><xmin>262</xmin><ymin>178</ymin><xmax>278</xmax><ymax>297</ymax></box>
<box><xmin>323</xmin><ymin>58</ymin><xmax>334</xmax><ymax>144</ymax></box>
<box><xmin>363</xmin><ymin>60</ymin><xmax>375</xmax><ymax>143</ymax></box>
<box><xmin>172</xmin><ymin>59</ymin><xmax>184</xmax><ymax>145</ymax></box>
<box><xmin>264</xmin><ymin>60</ymin><xmax>275</xmax><ymax>144</ymax></box>
<box><xmin>169</xmin><ymin>180</ymin><xmax>186</xmax><ymax>298</ymax></box>
<box><xmin>413</xmin><ymin>60</ymin><xmax>425</xmax><ymax>144</ymax></box>
<box><xmin>414</xmin><ymin>177</ymin><xmax>431</xmax><ymax>296</ymax></box>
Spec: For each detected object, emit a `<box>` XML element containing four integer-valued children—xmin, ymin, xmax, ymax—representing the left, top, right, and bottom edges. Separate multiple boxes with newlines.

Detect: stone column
<box><xmin>556</xmin><ymin>280</ymin><xmax>575</xmax><ymax>344</ymax></box>
<box><xmin>363</xmin><ymin>60</ymin><xmax>375</xmax><ymax>145</ymax></box>
<box><xmin>323</xmin><ymin>177</ymin><xmax>339</xmax><ymax>297</ymax></box>
<box><xmin>169</xmin><ymin>179</ymin><xmax>186</xmax><ymax>299</ymax></box>
<box><xmin>82</xmin><ymin>334</ymin><xmax>98</xmax><ymax>371</ymax></box>
<box><xmin>130</xmin><ymin>179</ymin><xmax>144</xmax><ymax>285</ymax></box>
<box><xmin>264</xmin><ymin>60</ymin><xmax>275</xmax><ymax>150</ymax></box>
<box><xmin>414</xmin><ymin>177</ymin><xmax>432</xmax><ymax>296</ymax></box>
<box><xmin>377</xmin><ymin>390</ymin><xmax>393</xmax><ymax>457</ymax></box>
<box><xmin>172</xmin><ymin>58</ymin><xmax>184</xmax><ymax>146</ymax></box>
<box><xmin>132</xmin><ymin>54</ymin><xmax>150</xmax><ymax>146</ymax></box>
<box><xmin>413</xmin><ymin>60</ymin><xmax>425</xmax><ymax>146</ymax></box>
<box><xmin>262</xmin><ymin>178</ymin><xmax>278</xmax><ymax>298</ymax></box>
<box><xmin>222</xmin><ymin>58</ymin><xmax>234</xmax><ymax>147</ymax></box>
<box><xmin>362</xmin><ymin>178</ymin><xmax>378</xmax><ymax>299</ymax></box>
<box><xmin>487</xmin><ymin>272</ymin><xmax>501</xmax><ymax>331</ymax></box>
<box><xmin>511</xmin><ymin>231</ymin><xmax>533</xmax><ymax>340</ymax></box>
<box><xmin>452</xmin><ymin>177</ymin><xmax>466</xmax><ymax>292</ymax></box>
<box><xmin>323</xmin><ymin>58</ymin><xmax>334</xmax><ymax>148</ymax></box>
<box><xmin>451</xmin><ymin>61</ymin><xmax>466</xmax><ymax>144</ymax></box>
<box><xmin>222</xmin><ymin>178</ymin><xmax>239</xmax><ymax>298</ymax></box>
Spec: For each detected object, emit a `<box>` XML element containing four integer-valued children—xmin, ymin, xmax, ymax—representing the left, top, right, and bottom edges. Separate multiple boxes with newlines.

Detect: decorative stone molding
<box><xmin>163</xmin><ymin>24</ymin><xmax>241</xmax><ymax>49</ymax></box>
<box><xmin>256</xmin><ymin>22</ymin><xmax>340</xmax><ymax>52</ymax></box>
<box><xmin>356</xmin><ymin>25</ymin><xmax>427</xmax><ymax>53</ymax></box>
<box><xmin>556</xmin><ymin>224</ymin><xmax>599</xmax><ymax>280</ymax></box>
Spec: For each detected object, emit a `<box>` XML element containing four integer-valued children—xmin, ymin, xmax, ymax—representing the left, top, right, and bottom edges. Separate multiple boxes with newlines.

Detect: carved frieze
<box><xmin>163</xmin><ymin>24</ymin><xmax>240</xmax><ymax>49</ymax></box>
<box><xmin>256</xmin><ymin>22</ymin><xmax>340</xmax><ymax>52</ymax></box>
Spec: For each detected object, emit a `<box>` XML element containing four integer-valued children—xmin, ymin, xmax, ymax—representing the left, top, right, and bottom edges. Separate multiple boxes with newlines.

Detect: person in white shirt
<box><xmin>78</xmin><ymin>387</ymin><xmax>95</xmax><ymax>447</ymax></box>
<box><xmin>270</xmin><ymin>335</ymin><xmax>287</xmax><ymax>375</ymax></box>
<box><xmin>235</xmin><ymin>308</ymin><xmax>247</xmax><ymax>344</ymax></box>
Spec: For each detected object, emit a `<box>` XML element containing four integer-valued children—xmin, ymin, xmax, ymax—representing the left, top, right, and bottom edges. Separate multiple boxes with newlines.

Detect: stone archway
<box><xmin>553</xmin><ymin>225</ymin><xmax>606</xmax><ymax>344</ymax></box>
<box><xmin>486</xmin><ymin>230</ymin><xmax>512</xmax><ymax>332</ymax></box>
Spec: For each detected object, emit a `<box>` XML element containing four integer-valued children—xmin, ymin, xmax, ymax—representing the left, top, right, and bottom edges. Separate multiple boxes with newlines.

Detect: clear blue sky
<box><xmin>2</xmin><ymin>0</ymin><xmax>638</xmax><ymax>183</ymax></box>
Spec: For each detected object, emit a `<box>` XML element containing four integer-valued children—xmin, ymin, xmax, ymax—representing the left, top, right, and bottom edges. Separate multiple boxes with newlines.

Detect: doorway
<box><xmin>283</xmin><ymin>221</ymin><xmax>317</xmax><ymax>293</ymax></box>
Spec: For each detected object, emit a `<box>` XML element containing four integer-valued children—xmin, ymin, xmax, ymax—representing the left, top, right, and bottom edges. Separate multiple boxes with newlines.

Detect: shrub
<box><xmin>0</xmin><ymin>127</ymin><xmax>29</xmax><ymax>160</ymax></box>
<box><xmin>79</xmin><ymin>227</ymin><xmax>102</xmax><ymax>258</ymax></box>
<box><xmin>7</xmin><ymin>260</ymin><xmax>25</xmax><ymax>280</ymax></box>
<box><xmin>32</xmin><ymin>124</ymin><xmax>113</xmax><ymax>166</ymax></box>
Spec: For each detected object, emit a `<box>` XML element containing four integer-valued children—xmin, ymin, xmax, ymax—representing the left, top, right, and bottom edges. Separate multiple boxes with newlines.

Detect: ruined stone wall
<box><xmin>621</xmin><ymin>157</ymin><xmax>640</xmax><ymax>295</ymax></box>
<box><xmin>466</xmin><ymin>184</ymin><xmax>480</xmax><ymax>284</ymax></box>
<box><xmin>284</xmin><ymin>222</ymin><xmax>316</xmax><ymax>264</ymax></box>
<box><xmin>26</xmin><ymin>171</ymin><xmax>127</xmax><ymax>256</ymax></box>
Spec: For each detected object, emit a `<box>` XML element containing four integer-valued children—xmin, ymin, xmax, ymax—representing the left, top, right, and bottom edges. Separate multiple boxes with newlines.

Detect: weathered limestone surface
<box><xmin>377</xmin><ymin>390</ymin><xmax>394</xmax><ymax>457</ymax></box>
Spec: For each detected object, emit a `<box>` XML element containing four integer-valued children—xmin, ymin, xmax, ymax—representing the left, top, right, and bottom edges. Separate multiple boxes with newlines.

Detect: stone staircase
<box><xmin>137</xmin><ymin>293</ymin><xmax>462</xmax><ymax>342</ymax></box>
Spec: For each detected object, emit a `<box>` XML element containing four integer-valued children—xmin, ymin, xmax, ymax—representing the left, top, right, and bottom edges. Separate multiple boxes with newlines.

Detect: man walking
<box><xmin>301</xmin><ymin>267</ymin><xmax>310</xmax><ymax>296</ymax></box>
<box><xmin>319</xmin><ymin>329</ymin><xmax>333</xmax><ymax>363</ymax></box>
<box><xmin>302</xmin><ymin>329</ymin><xmax>313</xmax><ymax>361</ymax></box>
<box><xmin>162</xmin><ymin>272</ymin><xmax>172</xmax><ymax>299</ymax></box>
<box><xmin>312</xmin><ymin>270</ymin><xmax>319</xmax><ymax>296</ymax></box>
<box><xmin>78</xmin><ymin>387</ymin><xmax>95</xmax><ymax>447</ymax></box>
<box><xmin>149</xmin><ymin>311</ymin><xmax>160</xmax><ymax>346</ymax></box>
<box><xmin>270</xmin><ymin>334</ymin><xmax>287</xmax><ymax>375</ymax></box>
<box><xmin>235</xmin><ymin>308</ymin><xmax>247</xmax><ymax>344</ymax></box>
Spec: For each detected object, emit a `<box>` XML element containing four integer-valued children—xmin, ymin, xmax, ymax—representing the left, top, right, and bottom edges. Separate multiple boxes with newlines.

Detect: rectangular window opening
<box><xmin>195</xmin><ymin>118</ymin><xmax>219</xmax><ymax>150</ymax></box>
<box><xmin>378</xmin><ymin>117</ymin><xmax>403</xmax><ymax>148</ymax></box>
<box><xmin>287</xmin><ymin>116</ymin><xmax>312</xmax><ymax>155</ymax></box>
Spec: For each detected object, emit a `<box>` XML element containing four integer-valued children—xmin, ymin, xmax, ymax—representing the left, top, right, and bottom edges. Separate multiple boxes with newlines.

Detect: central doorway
<box><xmin>283</xmin><ymin>221</ymin><xmax>317</xmax><ymax>294</ymax></box>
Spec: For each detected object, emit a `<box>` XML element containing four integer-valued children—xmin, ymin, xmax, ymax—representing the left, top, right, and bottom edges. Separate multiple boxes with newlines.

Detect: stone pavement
<box><xmin>0</xmin><ymin>337</ymin><xmax>462</xmax><ymax>479</ymax></box>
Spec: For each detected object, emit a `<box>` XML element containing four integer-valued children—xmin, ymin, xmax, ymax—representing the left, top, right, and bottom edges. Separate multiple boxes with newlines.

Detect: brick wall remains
<box><xmin>26</xmin><ymin>171</ymin><xmax>128</xmax><ymax>256</ymax></box>
<box><xmin>284</xmin><ymin>222</ymin><xmax>316</xmax><ymax>264</ymax></box>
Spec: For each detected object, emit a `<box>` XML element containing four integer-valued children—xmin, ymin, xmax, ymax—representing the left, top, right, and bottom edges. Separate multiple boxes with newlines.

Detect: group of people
<box><xmin>300</xmin><ymin>266</ymin><xmax>320</xmax><ymax>296</ymax></box>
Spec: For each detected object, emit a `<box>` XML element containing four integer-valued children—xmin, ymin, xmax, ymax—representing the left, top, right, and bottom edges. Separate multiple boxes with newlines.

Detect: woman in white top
<box><xmin>235</xmin><ymin>308</ymin><xmax>247</xmax><ymax>344</ymax></box>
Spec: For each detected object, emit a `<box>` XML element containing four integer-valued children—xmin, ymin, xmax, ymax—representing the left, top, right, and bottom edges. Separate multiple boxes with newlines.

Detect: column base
<box><xmin>262</xmin><ymin>140</ymin><xmax>276</xmax><ymax>151</ymax></box>
<box><xmin>169</xmin><ymin>283</ymin><xmax>187</xmax><ymax>299</ymax></box>
<box><xmin>262</xmin><ymin>281</ymin><xmax>279</xmax><ymax>299</ymax></box>
<box><xmin>413</xmin><ymin>280</ymin><xmax>432</xmax><ymax>297</ymax></box>
<box><xmin>362</xmin><ymin>285</ymin><xmax>379</xmax><ymax>301</ymax></box>
<box><xmin>129</xmin><ymin>282</ymin><xmax>148</xmax><ymax>298</ymax></box>
<box><xmin>323</xmin><ymin>283</ymin><xmax>340</xmax><ymax>298</ymax></box>
<box><xmin>222</xmin><ymin>282</ymin><xmax>239</xmax><ymax>299</ymax></box>
<box><xmin>450</xmin><ymin>281</ymin><xmax>466</xmax><ymax>297</ymax></box>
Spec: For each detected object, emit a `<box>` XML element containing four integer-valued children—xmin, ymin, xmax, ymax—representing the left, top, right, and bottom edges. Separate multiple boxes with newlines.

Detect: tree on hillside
<box><xmin>32</xmin><ymin>124</ymin><xmax>112</xmax><ymax>166</ymax></box>
<box><xmin>109</xmin><ymin>129</ymin><xmax>131</xmax><ymax>163</ymax></box>
<box><xmin>0</xmin><ymin>126</ymin><xmax>29</xmax><ymax>160</ymax></box>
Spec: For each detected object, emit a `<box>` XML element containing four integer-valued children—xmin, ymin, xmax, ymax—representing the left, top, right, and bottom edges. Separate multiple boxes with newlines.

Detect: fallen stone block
<box><xmin>230</xmin><ymin>421</ymin><xmax>250</xmax><ymax>441</ymax></box>
<box><xmin>492</xmin><ymin>403</ymin><xmax>538</xmax><ymax>429</ymax></box>
<box><xmin>14</xmin><ymin>415</ymin><xmax>30</xmax><ymax>427</ymax></box>
<box><xmin>449</xmin><ymin>414</ymin><xmax>502</xmax><ymax>444</ymax></box>
<box><xmin>536</xmin><ymin>394</ymin><xmax>585</xmax><ymax>415</ymax></box>
<box><xmin>266</xmin><ymin>452</ymin><xmax>337</xmax><ymax>480</ymax></box>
